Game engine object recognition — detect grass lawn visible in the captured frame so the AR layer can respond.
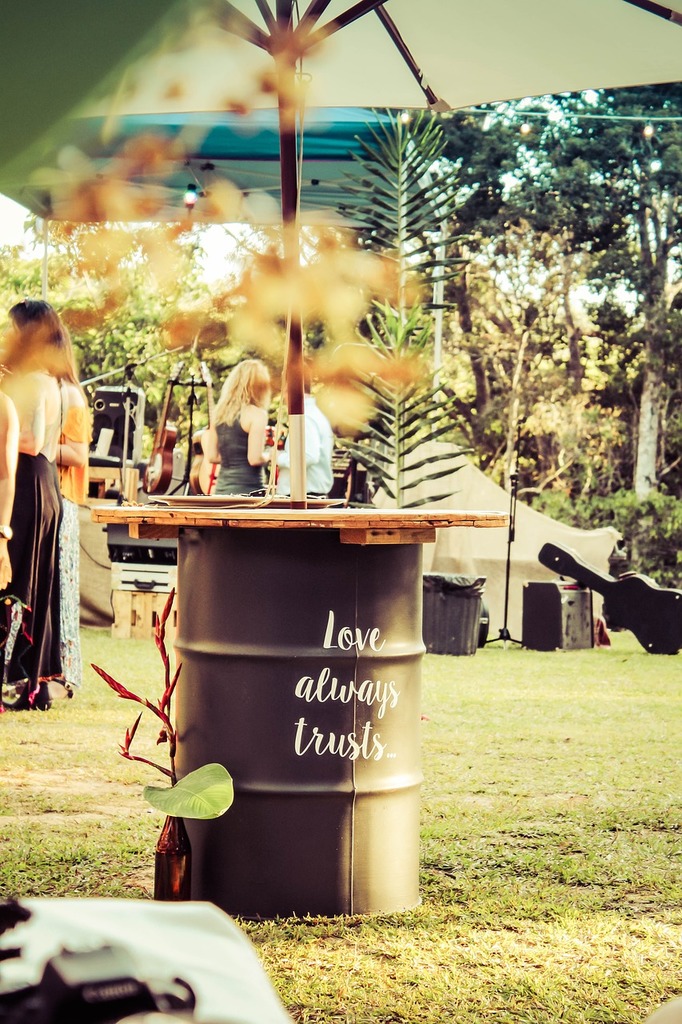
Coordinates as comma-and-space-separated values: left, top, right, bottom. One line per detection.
0, 628, 680, 1023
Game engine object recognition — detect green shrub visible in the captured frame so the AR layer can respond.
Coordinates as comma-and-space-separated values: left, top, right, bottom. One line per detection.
531, 489, 682, 587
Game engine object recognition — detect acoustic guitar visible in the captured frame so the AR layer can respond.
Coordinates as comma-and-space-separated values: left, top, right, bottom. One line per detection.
538, 542, 682, 655
143, 362, 184, 495
189, 361, 217, 495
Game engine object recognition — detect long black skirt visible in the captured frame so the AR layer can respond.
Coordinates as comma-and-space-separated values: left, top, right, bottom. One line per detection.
0, 453, 63, 710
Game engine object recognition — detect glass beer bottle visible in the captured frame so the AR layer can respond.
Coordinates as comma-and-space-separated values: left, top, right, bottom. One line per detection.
154, 814, 191, 901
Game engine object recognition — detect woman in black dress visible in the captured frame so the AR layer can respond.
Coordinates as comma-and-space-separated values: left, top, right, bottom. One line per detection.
201, 359, 271, 496
0, 299, 70, 711
0, 392, 19, 592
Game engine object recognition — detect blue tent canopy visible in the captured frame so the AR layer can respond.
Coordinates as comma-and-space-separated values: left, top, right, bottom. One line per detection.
0, 108, 388, 224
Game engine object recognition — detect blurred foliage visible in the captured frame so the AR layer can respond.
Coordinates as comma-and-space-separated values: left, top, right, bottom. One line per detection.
0, 222, 254, 454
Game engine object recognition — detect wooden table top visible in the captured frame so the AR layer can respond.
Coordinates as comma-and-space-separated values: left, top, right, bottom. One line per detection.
91, 499, 508, 546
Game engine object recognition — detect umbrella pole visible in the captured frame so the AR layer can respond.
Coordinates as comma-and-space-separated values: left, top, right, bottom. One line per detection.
277, 55, 306, 508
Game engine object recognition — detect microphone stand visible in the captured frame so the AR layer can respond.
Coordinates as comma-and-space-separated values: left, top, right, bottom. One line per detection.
117, 364, 136, 506
487, 469, 521, 649
81, 349, 168, 388
169, 371, 207, 496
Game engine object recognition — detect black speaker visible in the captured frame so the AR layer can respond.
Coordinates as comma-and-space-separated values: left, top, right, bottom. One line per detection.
90, 386, 145, 464
522, 581, 593, 651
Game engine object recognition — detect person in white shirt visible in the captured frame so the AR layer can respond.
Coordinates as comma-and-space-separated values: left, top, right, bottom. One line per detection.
276, 373, 334, 498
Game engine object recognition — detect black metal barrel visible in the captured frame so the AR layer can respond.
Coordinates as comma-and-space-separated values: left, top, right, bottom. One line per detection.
175, 525, 424, 918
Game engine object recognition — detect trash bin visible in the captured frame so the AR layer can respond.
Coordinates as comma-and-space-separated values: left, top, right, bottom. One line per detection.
422, 574, 486, 656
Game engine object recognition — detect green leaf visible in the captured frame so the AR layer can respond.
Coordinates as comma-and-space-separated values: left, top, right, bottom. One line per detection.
405, 490, 458, 509
143, 763, 234, 819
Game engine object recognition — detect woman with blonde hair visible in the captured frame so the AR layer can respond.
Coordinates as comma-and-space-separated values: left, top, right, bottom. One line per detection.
201, 358, 271, 496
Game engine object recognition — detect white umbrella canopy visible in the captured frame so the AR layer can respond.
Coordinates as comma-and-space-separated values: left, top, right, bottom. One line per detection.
2, 1, 681, 162
2, 0, 681, 503
87, 0, 682, 116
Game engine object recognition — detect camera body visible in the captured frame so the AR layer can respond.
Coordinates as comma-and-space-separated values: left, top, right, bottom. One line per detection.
0, 903, 195, 1024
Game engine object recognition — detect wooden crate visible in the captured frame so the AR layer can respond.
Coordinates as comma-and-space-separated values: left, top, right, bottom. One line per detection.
112, 589, 177, 643
89, 466, 139, 501
111, 562, 177, 593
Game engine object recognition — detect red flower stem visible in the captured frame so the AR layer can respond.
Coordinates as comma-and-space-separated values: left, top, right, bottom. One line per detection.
121, 751, 174, 780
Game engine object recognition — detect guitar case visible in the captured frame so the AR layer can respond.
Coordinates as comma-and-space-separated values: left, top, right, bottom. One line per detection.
538, 542, 682, 655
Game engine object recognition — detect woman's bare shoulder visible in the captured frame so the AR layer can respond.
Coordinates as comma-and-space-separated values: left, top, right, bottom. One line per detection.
61, 379, 86, 407
242, 403, 268, 426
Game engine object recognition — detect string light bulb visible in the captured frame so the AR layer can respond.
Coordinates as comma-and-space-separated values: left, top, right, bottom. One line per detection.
642, 123, 655, 139
519, 122, 532, 135
184, 183, 199, 209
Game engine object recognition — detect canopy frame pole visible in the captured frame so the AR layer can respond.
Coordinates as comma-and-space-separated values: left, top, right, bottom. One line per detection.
622, 0, 682, 26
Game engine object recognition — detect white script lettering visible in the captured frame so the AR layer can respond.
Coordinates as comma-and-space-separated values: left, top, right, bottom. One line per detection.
322, 609, 386, 653
294, 718, 387, 761
295, 666, 400, 719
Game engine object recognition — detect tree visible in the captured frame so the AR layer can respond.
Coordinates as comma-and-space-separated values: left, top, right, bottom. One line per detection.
440, 113, 605, 491
509, 86, 682, 497
440, 87, 682, 500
